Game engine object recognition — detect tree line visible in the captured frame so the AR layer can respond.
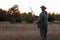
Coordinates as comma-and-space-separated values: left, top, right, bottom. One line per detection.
0, 5, 35, 23
0, 4, 60, 23
48, 12, 60, 22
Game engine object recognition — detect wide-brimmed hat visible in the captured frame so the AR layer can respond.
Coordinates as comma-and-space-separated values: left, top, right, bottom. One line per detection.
40, 6, 47, 9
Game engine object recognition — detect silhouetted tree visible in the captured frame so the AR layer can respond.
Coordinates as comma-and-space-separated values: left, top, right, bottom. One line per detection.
0, 9, 7, 21
25, 12, 34, 23
8, 4, 22, 23
21, 13, 27, 22
55, 13, 60, 21
48, 12, 55, 22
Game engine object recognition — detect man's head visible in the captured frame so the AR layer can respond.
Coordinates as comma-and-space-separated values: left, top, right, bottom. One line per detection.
40, 6, 47, 11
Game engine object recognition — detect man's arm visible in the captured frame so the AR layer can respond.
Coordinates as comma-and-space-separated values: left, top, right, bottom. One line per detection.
36, 13, 42, 24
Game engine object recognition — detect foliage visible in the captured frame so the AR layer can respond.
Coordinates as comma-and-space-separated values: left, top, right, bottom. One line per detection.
48, 12, 60, 23
55, 13, 60, 21
0, 9, 7, 21
25, 12, 34, 23
9, 17, 16, 23
0, 5, 60, 23
48, 12, 55, 22
21, 12, 35, 23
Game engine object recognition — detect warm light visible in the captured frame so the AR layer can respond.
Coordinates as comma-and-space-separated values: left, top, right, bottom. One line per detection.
0, 0, 60, 16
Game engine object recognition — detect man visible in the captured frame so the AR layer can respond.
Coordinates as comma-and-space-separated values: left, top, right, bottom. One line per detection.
37, 6, 48, 40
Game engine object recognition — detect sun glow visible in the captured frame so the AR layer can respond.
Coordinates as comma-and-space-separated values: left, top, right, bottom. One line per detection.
0, 0, 60, 16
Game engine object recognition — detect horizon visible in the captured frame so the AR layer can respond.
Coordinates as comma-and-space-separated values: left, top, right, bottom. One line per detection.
0, 0, 60, 16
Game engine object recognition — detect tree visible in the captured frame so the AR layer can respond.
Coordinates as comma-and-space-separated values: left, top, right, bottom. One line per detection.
0, 9, 7, 21
55, 13, 60, 21
21, 13, 27, 21
8, 4, 22, 23
25, 12, 34, 23
48, 12, 55, 22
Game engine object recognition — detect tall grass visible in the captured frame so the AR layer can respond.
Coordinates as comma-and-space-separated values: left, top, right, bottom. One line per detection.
0, 22, 60, 40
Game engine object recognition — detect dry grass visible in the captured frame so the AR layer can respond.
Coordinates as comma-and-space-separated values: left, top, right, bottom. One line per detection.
0, 22, 60, 40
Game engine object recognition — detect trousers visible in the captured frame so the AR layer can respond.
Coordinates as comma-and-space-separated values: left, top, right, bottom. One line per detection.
40, 27, 47, 40
39, 26, 47, 40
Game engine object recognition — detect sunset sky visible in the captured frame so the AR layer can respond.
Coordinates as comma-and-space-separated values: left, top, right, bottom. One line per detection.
0, 0, 60, 16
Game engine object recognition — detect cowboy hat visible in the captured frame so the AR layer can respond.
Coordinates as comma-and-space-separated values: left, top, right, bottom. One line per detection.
40, 6, 47, 9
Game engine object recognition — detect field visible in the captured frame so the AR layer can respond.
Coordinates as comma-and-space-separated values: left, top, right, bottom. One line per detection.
0, 22, 60, 40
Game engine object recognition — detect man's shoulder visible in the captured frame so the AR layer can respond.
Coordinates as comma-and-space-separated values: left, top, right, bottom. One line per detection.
44, 11, 48, 15
44, 11, 47, 13
39, 11, 47, 16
